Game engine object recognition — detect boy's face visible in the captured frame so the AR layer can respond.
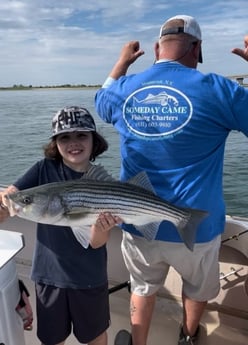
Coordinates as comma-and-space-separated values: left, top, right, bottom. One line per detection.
56, 131, 93, 171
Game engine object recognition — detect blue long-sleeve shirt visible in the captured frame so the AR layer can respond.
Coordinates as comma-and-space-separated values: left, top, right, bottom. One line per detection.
95, 61, 248, 243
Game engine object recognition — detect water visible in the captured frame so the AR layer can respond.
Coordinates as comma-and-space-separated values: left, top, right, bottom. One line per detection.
0, 88, 121, 180
0, 89, 247, 217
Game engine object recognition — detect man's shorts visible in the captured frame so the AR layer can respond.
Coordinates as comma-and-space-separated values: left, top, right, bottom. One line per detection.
36, 282, 110, 345
121, 232, 221, 301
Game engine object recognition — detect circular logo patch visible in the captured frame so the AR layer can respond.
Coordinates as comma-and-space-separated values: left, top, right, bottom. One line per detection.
123, 85, 192, 139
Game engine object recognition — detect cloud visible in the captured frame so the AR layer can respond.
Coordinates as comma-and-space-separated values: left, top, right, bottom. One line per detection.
0, 0, 247, 86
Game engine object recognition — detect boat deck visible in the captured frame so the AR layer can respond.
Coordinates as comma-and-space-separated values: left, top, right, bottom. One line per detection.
18, 261, 248, 345
1, 213, 248, 344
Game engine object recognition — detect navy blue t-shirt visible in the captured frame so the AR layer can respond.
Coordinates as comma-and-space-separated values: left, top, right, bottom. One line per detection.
14, 158, 108, 289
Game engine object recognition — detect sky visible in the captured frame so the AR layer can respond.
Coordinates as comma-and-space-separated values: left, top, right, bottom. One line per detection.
0, 0, 247, 87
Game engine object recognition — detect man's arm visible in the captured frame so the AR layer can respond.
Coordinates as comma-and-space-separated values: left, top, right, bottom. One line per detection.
108, 41, 145, 80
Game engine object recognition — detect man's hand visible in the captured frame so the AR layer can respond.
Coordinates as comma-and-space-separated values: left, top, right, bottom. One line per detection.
118, 41, 145, 66
109, 41, 145, 79
232, 35, 248, 61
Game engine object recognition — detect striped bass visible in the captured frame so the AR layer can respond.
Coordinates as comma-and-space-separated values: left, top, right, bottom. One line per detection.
5, 165, 208, 251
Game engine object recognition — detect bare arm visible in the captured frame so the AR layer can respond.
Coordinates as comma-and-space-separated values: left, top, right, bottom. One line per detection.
231, 35, 248, 61
90, 212, 123, 248
109, 41, 145, 79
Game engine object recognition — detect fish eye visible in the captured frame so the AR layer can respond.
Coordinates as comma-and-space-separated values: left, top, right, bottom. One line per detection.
22, 196, 32, 205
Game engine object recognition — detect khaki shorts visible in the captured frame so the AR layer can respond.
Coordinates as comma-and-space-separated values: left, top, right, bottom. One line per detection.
121, 232, 221, 301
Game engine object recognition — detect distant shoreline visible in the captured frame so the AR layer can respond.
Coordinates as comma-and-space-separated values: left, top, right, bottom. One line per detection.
0, 85, 101, 91
1, 82, 247, 91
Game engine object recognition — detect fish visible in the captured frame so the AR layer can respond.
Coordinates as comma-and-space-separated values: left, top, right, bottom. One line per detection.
133, 91, 178, 106
5, 165, 208, 251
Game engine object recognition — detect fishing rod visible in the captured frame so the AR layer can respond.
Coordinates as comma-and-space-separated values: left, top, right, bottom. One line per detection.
221, 229, 248, 244
108, 281, 131, 294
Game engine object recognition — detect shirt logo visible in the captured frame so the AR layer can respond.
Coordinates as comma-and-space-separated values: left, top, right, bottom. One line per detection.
123, 85, 192, 139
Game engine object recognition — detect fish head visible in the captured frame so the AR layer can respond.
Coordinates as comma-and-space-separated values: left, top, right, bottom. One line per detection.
5, 189, 64, 223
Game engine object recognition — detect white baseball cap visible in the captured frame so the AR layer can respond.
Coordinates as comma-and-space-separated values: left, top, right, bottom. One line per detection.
159, 15, 203, 63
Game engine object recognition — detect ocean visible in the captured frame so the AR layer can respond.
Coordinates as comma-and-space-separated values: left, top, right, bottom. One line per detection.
0, 88, 247, 217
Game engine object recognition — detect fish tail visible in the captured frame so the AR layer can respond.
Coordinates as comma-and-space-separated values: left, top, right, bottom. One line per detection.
177, 209, 208, 251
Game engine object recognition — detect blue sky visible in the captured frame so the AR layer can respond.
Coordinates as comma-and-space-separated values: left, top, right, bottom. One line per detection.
0, 0, 247, 86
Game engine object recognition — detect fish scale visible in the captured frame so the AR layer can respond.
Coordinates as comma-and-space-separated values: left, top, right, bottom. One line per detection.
60, 180, 190, 225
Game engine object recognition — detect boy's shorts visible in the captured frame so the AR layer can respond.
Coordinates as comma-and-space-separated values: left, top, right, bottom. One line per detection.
121, 232, 221, 301
36, 282, 110, 345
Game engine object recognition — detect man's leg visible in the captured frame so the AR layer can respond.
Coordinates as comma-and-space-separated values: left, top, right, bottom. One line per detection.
181, 293, 207, 337
177, 237, 221, 342
130, 292, 156, 345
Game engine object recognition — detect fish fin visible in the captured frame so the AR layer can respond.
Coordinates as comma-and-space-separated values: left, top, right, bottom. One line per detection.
177, 209, 208, 251
127, 172, 156, 194
71, 226, 91, 249
135, 222, 161, 240
84, 166, 155, 196
83, 164, 116, 181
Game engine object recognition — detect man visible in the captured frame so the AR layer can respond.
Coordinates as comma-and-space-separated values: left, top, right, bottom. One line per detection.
95, 15, 248, 345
